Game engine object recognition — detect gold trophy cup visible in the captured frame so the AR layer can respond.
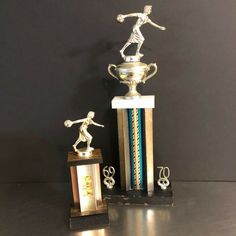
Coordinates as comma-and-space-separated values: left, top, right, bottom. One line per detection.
108, 61, 157, 99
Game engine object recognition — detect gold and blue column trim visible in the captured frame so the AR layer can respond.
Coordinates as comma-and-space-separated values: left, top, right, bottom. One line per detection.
128, 108, 143, 190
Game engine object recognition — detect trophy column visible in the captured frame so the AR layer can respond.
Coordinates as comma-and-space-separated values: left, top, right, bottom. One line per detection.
67, 149, 109, 230
112, 95, 155, 195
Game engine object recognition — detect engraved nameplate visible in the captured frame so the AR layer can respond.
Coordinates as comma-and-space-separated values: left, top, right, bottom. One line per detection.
77, 165, 97, 212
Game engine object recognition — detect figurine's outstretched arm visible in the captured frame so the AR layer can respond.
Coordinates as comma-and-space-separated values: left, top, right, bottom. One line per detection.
64, 118, 85, 128
91, 120, 104, 128
122, 13, 141, 18
72, 118, 86, 125
117, 13, 141, 22
148, 19, 166, 30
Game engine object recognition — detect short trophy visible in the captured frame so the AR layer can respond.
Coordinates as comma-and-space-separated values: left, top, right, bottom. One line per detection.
64, 111, 109, 230
105, 5, 173, 205
108, 5, 165, 99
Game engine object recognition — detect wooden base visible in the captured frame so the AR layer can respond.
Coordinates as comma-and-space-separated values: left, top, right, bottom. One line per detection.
103, 184, 173, 206
69, 201, 109, 230
67, 149, 103, 166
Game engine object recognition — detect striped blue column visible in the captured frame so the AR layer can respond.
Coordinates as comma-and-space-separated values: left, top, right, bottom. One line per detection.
128, 108, 144, 190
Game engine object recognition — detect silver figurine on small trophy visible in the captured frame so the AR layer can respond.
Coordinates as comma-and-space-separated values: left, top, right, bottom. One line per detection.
108, 5, 166, 99
64, 111, 104, 157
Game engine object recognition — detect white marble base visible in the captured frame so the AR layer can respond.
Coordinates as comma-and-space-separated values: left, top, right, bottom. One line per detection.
111, 95, 155, 109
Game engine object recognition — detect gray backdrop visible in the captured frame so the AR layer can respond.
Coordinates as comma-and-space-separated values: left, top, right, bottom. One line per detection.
1, 0, 236, 183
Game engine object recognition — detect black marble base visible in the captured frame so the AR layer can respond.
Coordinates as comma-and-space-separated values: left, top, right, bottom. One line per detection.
103, 183, 173, 206
69, 204, 109, 230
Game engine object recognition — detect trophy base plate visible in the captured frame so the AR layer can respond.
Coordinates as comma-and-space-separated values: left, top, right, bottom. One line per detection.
125, 55, 142, 62
103, 183, 173, 206
77, 147, 94, 157
69, 201, 109, 230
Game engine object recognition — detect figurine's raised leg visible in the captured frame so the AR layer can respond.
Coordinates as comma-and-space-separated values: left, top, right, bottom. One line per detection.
120, 42, 131, 59
84, 130, 94, 151
73, 138, 81, 153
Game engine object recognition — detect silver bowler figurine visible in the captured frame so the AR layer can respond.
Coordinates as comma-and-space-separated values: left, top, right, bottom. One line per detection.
108, 5, 166, 99
64, 111, 104, 157
117, 5, 166, 60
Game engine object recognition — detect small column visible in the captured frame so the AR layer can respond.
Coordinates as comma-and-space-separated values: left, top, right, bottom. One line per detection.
116, 109, 131, 191
112, 95, 155, 193
67, 149, 109, 230
145, 108, 154, 194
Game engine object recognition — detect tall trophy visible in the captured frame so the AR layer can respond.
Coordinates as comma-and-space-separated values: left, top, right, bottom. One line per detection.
64, 111, 109, 230
106, 5, 173, 205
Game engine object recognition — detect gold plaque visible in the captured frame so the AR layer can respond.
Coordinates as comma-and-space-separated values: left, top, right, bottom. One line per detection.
77, 165, 97, 212
82, 176, 93, 196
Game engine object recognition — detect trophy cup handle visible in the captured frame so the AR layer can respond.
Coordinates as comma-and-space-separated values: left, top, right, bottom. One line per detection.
144, 63, 158, 83
108, 64, 119, 80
